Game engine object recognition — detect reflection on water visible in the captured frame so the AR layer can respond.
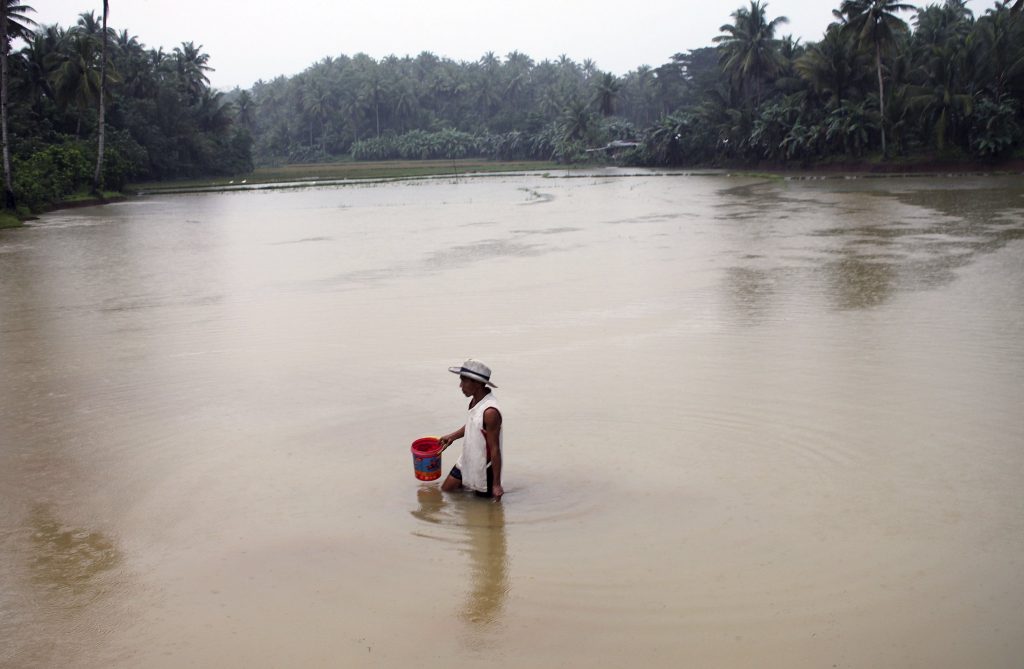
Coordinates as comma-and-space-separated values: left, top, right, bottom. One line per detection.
28, 505, 120, 603
411, 488, 509, 632
723, 266, 777, 322
718, 178, 1024, 315
0, 505, 123, 668
824, 254, 899, 310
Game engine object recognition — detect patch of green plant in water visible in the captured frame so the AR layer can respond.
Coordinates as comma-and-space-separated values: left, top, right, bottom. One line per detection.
729, 171, 786, 181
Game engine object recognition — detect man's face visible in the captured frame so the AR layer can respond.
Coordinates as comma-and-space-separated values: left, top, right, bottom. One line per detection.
459, 376, 478, 396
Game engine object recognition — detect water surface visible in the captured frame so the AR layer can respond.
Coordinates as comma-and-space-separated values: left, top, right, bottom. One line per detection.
2, 172, 1023, 667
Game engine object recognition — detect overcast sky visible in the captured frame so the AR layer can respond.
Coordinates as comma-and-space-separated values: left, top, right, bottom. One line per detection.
30, 0, 1003, 91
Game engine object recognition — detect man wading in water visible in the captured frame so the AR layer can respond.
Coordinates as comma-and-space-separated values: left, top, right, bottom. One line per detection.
438, 360, 504, 501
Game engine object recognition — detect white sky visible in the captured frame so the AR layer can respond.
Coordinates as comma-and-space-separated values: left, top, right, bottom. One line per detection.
29, 0, 1003, 91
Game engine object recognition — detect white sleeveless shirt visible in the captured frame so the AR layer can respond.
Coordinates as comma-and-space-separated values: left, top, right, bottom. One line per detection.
456, 392, 502, 493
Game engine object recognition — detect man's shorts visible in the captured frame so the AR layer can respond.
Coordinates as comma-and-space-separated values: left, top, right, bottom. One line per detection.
448, 465, 494, 498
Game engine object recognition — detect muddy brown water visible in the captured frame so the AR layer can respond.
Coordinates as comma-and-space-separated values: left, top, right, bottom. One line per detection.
1, 171, 1023, 668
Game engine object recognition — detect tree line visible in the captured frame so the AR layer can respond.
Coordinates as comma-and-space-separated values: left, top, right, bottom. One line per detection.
0, 1, 252, 214
2, 0, 1023, 216
248, 0, 1024, 167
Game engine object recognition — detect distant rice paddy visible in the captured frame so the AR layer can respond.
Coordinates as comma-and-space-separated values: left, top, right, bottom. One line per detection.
128, 159, 565, 193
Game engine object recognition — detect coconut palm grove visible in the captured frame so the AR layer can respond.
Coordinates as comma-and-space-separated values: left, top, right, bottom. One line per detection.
2, 0, 1024, 214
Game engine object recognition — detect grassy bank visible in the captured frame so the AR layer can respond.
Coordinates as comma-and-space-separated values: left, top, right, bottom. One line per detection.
54, 191, 127, 207
0, 211, 22, 229
1, 190, 129, 227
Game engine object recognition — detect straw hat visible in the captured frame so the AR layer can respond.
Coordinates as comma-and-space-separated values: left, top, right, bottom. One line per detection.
448, 359, 497, 388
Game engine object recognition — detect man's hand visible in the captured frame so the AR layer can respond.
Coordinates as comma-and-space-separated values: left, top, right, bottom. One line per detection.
437, 427, 464, 451
492, 483, 504, 501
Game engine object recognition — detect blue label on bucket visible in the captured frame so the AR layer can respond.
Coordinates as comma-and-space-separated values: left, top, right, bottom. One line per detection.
414, 455, 441, 473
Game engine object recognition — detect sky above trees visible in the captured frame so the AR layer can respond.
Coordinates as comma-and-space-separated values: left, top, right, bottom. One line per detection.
30, 0, 1004, 91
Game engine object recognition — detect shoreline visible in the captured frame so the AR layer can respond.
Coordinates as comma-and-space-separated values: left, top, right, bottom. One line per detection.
2, 193, 130, 227
126, 159, 565, 195
10, 157, 1022, 220
732, 156, 1024, 177
130, 162, 1024, 196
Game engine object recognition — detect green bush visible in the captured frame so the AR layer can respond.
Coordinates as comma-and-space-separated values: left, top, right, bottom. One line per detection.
9, 133, 150, 209
101, 129, 149, 190
970, 98, 1022, 158
12, 141, 92, 210
351, 129, 481, 161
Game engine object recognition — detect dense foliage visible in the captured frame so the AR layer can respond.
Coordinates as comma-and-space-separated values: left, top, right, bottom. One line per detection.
3, 0, 1023, 215
2, 6, 252, 211
246, 0, 1024, 167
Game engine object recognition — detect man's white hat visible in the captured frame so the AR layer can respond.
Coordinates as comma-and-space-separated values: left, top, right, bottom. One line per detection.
448, 359, 497, 388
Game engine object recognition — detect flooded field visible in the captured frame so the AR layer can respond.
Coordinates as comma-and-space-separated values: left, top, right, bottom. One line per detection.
1, 171, 1023, 668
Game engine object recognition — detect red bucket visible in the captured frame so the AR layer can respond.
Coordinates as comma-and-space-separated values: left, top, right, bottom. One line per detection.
411, 437, 443, 481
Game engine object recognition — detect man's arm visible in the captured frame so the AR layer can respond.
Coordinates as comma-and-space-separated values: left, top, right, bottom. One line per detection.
438, 426, 465, 450
483, 407, 503, 500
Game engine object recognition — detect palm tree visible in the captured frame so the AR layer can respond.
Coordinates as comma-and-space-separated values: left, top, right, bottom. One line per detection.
196, 89, 233, 132
581, 58, 597, 80
391, 75, 418, 131
912, 0, 972, 50
906, 40, 974, 150
48, 28, 102, 135
796, 23, 869, 109
560, 98, 592, 143
903, 1, 977, 151
630, 65, 657, 125
18, 27, 59, 106
479, 51, 499, 72
972, 1, 1024, 101
112, 30, 150, 98
354, 59, 388, 138
75, 9, 102, 37
234, 89, 255, 129
173, 41, 212, 102
593, 72, 620, 116
839, 0, 914, 157
93, 0, 109, 195
714, 1, 789, 108
503, 50, 534, 112
473, 52, 502, 120
301, 79, 334, 155
653, 61, 687, 116
1, 0, 36, 208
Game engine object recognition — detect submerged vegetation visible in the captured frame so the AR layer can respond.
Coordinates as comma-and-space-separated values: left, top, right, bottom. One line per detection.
2, 0, 1023, 218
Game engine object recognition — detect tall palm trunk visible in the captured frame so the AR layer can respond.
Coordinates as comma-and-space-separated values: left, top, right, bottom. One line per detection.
1, 3, 15, 209
875, 42, 887, 158
92, 0, 109, 195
